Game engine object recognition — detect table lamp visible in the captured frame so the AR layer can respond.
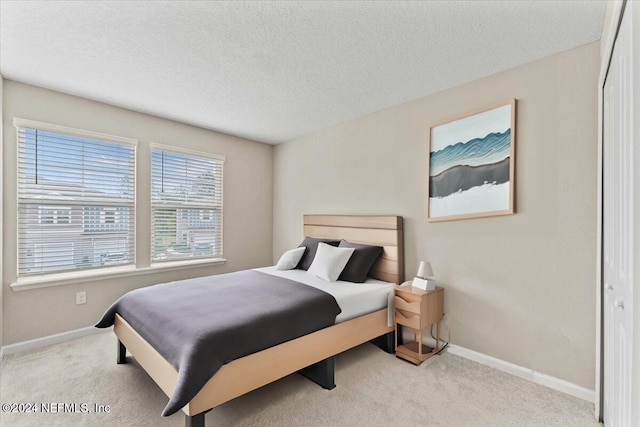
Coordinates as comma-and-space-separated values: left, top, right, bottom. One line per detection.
412, 261, 436, 291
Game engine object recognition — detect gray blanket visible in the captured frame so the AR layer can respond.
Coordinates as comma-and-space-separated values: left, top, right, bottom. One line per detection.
95, 270, 341, 416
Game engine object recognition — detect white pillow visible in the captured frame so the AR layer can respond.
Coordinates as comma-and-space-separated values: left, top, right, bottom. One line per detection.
276, 247, 306, 270
308, 242, 355, 282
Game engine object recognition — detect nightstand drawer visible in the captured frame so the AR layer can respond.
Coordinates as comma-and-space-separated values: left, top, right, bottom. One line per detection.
394, 308, 421, 329
393, 295, 421, 314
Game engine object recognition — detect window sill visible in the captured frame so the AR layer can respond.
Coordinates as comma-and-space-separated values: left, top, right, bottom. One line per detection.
10, 258, 227, 291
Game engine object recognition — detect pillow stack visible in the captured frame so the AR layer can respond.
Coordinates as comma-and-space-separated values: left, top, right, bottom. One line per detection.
275, 236, 383, 283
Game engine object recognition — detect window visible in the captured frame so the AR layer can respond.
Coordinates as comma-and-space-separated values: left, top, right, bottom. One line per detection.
151, 145, 224, 262
16, 119, 136, 276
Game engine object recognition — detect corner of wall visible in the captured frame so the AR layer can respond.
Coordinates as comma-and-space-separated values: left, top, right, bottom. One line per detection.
600, 1, 624, 59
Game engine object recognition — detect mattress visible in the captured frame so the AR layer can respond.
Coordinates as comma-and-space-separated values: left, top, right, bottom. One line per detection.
254, 266, 395, 325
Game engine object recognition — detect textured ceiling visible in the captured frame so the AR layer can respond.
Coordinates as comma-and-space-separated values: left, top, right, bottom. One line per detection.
0, 1, 606, 144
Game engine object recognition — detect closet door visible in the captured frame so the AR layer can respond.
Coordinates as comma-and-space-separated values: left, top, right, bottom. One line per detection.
602, 3, 634, 426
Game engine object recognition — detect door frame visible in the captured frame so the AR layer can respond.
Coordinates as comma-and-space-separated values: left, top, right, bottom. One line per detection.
596, 0, 633, 422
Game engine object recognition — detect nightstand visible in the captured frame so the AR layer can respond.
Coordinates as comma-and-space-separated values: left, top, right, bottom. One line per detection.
394, 283, 444, 365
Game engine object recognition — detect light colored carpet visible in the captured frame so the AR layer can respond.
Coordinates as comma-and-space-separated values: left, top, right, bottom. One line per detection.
1, 331, 601, 427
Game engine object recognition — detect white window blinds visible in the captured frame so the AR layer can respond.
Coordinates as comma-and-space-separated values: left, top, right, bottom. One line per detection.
16, 120, 136, 276
151, 145, 224, 262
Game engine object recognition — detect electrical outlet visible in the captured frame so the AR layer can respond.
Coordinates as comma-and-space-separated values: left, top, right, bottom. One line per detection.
76, 291, 87, 305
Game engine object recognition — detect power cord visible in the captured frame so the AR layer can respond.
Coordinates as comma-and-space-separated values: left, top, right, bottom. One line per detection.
430, 314, 450, 356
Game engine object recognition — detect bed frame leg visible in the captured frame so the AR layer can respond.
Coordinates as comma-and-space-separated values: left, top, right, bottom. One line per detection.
370, 331, 396, 354
299, 356, 335, 389
117, 340, 127, 364
185, 412, 205, 427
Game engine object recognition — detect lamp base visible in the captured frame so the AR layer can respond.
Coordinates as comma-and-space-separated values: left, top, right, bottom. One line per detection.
412, 277, 436, 291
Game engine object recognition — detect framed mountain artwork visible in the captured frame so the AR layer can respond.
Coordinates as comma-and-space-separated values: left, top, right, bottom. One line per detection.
427, 99, 516, 222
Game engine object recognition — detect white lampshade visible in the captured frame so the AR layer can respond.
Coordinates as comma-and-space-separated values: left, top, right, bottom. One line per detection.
416, 261, 434, 279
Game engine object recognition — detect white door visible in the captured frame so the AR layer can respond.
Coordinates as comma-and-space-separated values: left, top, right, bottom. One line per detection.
602, 3, 635, 426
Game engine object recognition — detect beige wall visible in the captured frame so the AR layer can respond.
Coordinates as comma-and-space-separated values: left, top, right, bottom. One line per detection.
274, 42, 600, 389
1, 80, 273, 345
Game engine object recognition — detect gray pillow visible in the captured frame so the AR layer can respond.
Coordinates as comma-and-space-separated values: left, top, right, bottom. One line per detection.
296, 237, 340, 270
338, 240, 383, 283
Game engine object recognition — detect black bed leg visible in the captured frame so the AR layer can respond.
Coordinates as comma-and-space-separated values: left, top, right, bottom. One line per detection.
299, 356, 335, 389
185, 412, 205, 427
370, 331, 396, 354
117, 340, 127, 364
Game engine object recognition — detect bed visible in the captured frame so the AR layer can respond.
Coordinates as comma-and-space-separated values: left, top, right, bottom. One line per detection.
100, 214, 404, 427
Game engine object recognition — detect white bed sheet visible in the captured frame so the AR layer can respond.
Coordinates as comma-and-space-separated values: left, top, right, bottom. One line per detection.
254, 266, 395, 326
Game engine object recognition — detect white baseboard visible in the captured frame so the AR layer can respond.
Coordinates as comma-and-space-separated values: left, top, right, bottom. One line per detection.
447, 344, 595, 403
0, 325, 112, 359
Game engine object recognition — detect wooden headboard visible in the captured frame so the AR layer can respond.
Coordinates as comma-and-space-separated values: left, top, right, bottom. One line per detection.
303, 214, 405, 284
